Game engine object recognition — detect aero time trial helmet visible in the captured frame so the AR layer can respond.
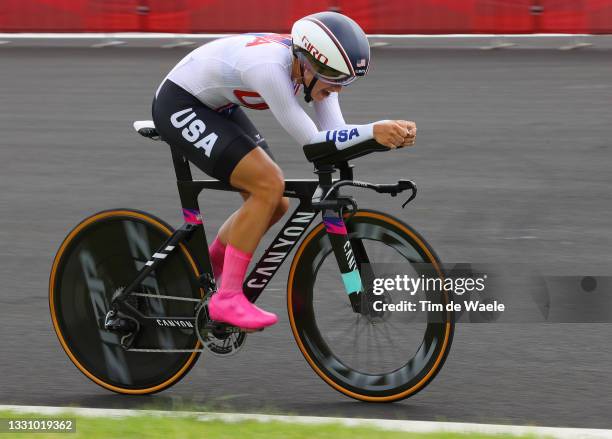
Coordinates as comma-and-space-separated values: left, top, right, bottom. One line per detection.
291, 12, 370, 100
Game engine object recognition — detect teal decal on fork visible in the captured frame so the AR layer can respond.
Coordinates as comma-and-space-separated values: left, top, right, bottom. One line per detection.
341, 269, 363, 294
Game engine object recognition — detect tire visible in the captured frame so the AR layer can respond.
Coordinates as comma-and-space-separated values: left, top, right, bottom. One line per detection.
49, 209, 203, 394
287, 209, 454, 402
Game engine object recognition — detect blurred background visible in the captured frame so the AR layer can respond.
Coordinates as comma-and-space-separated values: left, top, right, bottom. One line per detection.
1, 0, 611, 431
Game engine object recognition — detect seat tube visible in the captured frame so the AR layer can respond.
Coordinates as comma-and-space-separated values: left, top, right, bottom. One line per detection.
322, 209, 363, 296
170, 146, 212, 277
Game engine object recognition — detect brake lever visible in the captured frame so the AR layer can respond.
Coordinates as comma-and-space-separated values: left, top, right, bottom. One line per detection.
400, 180, 417, 208
402, 186, 417, 208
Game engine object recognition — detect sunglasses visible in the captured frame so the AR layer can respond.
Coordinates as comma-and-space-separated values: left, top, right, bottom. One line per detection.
297, 52, 357, 86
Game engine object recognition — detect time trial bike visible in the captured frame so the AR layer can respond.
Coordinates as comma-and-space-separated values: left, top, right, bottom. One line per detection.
49, 120, 454, 402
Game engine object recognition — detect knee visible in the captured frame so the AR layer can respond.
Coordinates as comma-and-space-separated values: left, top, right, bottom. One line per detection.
252, 167, 285, 202
272, 197, 290, 222
277, 196, 290, 215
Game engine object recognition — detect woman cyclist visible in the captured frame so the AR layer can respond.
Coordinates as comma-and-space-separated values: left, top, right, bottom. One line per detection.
152, 11, 417, 330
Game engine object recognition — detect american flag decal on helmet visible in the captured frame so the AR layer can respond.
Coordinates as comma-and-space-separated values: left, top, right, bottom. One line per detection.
356, 58, 366, 67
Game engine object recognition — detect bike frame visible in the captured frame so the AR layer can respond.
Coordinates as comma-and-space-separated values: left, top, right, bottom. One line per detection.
112, 145, 370, 311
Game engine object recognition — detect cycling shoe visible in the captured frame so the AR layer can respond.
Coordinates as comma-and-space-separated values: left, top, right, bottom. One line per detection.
208, 290, 278, 330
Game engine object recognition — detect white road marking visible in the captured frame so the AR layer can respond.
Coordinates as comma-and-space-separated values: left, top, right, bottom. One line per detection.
91, 40, 126, 48
559, 42, 593, 50
502, 235, 538, 240
161, 41, 196, 49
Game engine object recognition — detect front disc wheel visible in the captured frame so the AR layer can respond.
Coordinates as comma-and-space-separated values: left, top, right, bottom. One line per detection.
288, 209, 454, 402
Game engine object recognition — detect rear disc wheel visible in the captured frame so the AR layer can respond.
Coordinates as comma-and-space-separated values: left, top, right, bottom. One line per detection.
49, 209, 203, 394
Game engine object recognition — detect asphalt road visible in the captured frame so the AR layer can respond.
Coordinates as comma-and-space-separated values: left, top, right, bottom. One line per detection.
1, 47, 611, 429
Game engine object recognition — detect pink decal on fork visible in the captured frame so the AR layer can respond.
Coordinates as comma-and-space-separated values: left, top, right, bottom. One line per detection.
323, 217, 347, 235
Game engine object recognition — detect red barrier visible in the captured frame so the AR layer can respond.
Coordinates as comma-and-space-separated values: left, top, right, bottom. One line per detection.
145, 1, 332, 33
0, 0, 87, 32
538, 0, 612, 33
85, 0, 140, 32
0, 0, 610, 34
588, 0, 612, 32
338, 0, 534, 34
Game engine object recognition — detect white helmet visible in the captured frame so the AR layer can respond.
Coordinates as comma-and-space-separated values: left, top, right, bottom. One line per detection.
292, 12, 370, 101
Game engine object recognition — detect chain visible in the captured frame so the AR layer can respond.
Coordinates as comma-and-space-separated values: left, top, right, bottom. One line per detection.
130, 292, 202, 303
127, 348, 204, 353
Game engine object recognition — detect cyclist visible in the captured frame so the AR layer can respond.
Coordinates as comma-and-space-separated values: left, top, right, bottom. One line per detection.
152, 11, 417, 330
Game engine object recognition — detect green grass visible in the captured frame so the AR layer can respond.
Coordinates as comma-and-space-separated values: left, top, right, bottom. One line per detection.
0, 411, 542, 439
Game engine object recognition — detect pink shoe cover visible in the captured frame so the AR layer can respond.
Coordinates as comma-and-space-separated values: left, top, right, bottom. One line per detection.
208, 237, 226, 280
208, 290, 278, 330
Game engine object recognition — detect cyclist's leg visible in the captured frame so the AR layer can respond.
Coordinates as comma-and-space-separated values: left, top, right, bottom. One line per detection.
214, 108, 289, 246
226, 148, 285, 252
209, 112, 286, 329
205, 148, 280, 329
152, 81, 272, 265
215, 193, 289, 250
210, 107, 289, 276
152, 81, 278, 329
209, 192, 287, 280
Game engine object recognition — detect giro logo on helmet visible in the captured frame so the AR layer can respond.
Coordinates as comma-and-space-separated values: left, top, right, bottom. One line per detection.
301, 35, 329, 64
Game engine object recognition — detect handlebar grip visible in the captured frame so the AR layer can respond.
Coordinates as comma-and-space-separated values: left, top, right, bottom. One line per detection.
375, 184, 398, 193
375, 180, 415, 194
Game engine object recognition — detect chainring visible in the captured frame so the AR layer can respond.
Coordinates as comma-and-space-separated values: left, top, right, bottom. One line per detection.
195, 302, 247, 356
